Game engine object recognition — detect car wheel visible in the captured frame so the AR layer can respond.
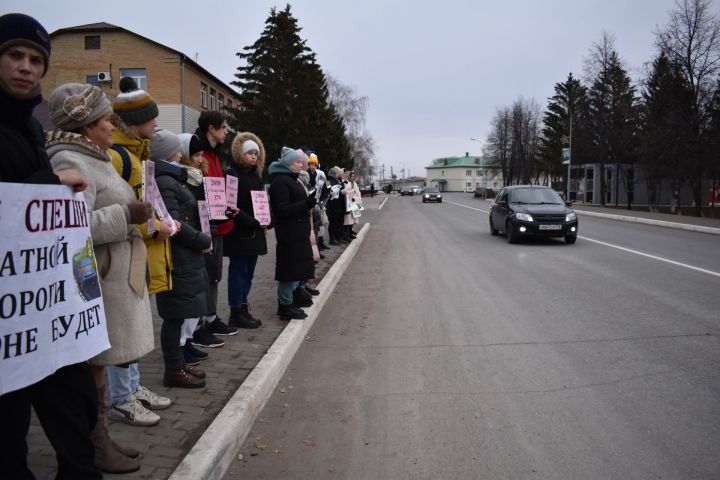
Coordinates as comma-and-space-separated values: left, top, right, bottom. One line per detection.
565, 234, 577, 244
490, 217, 499, 236
422, 199, 426, 203
438, 199, 442, 203
506, 222, 519, 244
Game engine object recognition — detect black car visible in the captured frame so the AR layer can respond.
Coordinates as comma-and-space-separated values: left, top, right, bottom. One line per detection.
400, 187, 414, 196
473, 186, 496, 198
489, 185, 578, 244
422, 187, 442, 203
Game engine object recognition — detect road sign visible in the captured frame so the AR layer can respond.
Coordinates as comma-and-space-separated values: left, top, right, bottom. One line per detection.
561, 147, 570, 165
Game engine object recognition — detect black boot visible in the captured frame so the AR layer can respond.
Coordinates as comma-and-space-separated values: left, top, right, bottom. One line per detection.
240, 304, 262, 326
318, 236, 330, 250
329, 234, 341, 246
304, 285, 320, 296
277, 303, 308, 320
228, 306, 260, 329
293, 287, 313, 307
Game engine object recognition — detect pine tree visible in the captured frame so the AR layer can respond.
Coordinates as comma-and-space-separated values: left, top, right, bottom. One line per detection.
587, 48, 638, 206
637, 52, 693, 210
538, 73, 590, 196
228, 5, 351, 175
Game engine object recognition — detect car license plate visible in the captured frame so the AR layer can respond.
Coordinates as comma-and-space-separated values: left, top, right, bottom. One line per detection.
539, 224, 562, 230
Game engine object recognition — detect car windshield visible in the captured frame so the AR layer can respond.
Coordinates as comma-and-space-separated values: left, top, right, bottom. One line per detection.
425, 188, 438, 193
509, 188, 562, 205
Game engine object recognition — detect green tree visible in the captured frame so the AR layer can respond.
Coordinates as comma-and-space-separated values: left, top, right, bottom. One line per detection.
637, 52, 693, 211
228, 5, 351, 176
538, 73, 590, 196
586, 34, 638, 206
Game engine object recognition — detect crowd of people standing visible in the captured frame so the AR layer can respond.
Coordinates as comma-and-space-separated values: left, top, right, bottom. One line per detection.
0, 13, 364, 479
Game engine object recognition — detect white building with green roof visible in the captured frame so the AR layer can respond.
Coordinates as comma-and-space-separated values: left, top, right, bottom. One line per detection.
425, 154, 502, 192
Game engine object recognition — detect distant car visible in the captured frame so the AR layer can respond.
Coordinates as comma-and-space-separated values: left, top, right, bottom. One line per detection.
489, 185, 578, 244
411, 186, 420, 195
400, 187, 414, 196
473, 186, 496, 199
422, 187, 442, 203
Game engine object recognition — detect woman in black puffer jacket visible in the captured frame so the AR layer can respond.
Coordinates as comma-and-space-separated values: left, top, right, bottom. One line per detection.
223, 132, 268, 329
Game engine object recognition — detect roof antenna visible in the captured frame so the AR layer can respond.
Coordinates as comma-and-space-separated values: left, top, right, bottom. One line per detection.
194, 52, 199, 62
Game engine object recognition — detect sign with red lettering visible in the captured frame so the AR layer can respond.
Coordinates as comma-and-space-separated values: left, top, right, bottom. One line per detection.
251, 191, 271, 226
197, 200, 211, 235
0, 184, 110, 395
203, 177, 228, 220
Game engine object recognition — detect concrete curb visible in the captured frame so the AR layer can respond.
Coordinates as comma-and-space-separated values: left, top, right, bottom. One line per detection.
575, 209, 720, 236
168, 222, 371, 480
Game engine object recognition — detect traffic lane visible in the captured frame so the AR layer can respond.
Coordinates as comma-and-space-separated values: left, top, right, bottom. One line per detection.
441, 192, 720, 276
227, 194, 720, 480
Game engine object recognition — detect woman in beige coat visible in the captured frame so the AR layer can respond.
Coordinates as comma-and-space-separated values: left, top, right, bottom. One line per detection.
46, 83, 157, 474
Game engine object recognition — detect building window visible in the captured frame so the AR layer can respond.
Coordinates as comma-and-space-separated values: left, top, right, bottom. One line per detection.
85, 35, 100, 50
466, 170, 472, 176
119, 68, 146, 90
218, 94, 224, 111
210, 88, 216, 110
477, 169, 482, 176
86, 75, 100, 86
476, 182, 481, 188
200, 82, 208, 108
226, 100, 232, 110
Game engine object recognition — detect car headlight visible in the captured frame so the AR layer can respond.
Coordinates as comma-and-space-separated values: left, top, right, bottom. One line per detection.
437, 195, 442, 198
425, 194, 429, 198
515, 212, 533, 222
565, 212, 577, 222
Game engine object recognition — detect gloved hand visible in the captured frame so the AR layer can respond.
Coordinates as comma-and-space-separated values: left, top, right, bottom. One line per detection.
127, 201, 153, 224
306, 195, 317, 209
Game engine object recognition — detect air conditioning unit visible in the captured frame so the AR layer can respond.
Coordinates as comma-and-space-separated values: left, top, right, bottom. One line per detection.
97, 71, 111, 82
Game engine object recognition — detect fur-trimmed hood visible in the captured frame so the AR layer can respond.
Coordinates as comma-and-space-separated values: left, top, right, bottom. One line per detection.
45, 130, 110, 162
230, 131, 265, 175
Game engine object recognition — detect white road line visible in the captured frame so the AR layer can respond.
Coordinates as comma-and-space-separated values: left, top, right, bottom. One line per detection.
444, 200, 489, 213
579, 236, 720, 278
443, 200, 720, 279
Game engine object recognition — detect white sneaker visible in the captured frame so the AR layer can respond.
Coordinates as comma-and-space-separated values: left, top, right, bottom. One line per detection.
134, 385, 172, 410
108, 396, 160, 426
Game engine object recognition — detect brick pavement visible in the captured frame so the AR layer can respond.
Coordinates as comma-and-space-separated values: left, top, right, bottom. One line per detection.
25, 212, 365, 480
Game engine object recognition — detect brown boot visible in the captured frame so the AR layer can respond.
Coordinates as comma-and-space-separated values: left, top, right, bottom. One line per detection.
164, 368, 205, 388
183, 364, 206, 379
89, 422, 141, 473
90, 364, 141, 460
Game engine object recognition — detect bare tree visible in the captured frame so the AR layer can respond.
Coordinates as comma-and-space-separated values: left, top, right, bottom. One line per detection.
656, 0, 720, 215
485, 106, 512, 185
326, 74, 377, 184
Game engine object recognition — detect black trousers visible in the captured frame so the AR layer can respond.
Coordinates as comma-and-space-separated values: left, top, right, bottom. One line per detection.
161, 317, 185, 373
0, 362, 101, 480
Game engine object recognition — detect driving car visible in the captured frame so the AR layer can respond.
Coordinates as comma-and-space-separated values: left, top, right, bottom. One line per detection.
400, 187, 414, 196
489, 185, 578, 244
422, 187, 442, 203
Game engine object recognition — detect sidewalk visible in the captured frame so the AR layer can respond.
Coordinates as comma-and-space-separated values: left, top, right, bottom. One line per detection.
572, 203, 720, 235
27, 195, 383, 480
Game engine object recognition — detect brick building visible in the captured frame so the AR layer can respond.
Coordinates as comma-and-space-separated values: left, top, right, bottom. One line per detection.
40, 22, 239, 133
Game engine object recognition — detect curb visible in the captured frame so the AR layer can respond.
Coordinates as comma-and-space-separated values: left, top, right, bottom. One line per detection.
168, 222, 371, 480
575, 209, 720, 236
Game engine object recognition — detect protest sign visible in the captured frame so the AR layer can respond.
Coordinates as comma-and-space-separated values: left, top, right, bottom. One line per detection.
197, 200, 211, 235
203, 177, 228, 220
142, 160, 156, 233
0, 184, 110, 395
251, 191, 271, 226
226, 175, 238, 208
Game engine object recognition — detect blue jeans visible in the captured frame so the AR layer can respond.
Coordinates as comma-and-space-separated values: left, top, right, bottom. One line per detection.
227, 255, 259, 307
107, 363, 140, 405
277, 282, 294, 305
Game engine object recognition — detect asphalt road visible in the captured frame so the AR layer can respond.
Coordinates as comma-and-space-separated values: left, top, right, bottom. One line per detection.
225, 192, 720, 480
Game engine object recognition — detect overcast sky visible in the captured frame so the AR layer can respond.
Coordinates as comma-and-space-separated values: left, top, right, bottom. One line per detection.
6, 0, 717, 179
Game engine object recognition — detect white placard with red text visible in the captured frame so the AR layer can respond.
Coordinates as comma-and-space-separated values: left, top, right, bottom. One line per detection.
251, 191, 271, 226
0, 184, 110, 395
226, 175, 238, 208
203, 177, 228, 220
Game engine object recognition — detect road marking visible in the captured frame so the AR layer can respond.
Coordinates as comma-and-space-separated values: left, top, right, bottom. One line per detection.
443, 199, 720, 279
579, 236, 720, 278
444, 200, 489, 213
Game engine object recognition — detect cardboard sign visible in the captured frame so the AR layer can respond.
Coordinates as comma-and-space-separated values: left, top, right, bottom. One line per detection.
203, 177, 228, 220
0, 184, 110, 395
226, 175, 238, 208
251, 191, 271, 226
